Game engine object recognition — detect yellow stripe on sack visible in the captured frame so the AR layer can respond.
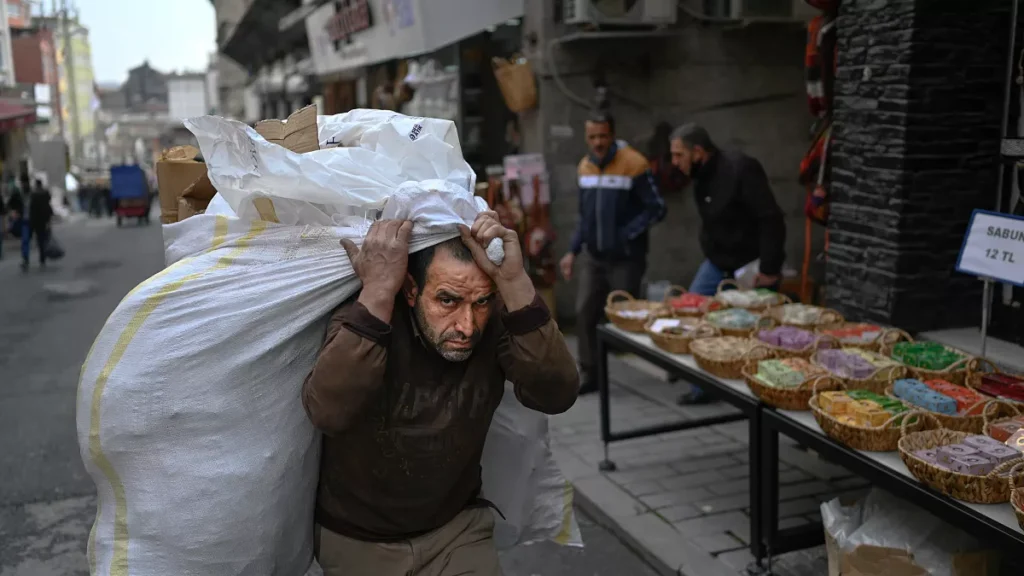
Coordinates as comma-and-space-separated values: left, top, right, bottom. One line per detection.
554, 480, 576, 545
87, 219, 266, 576
253, 198, 280, 223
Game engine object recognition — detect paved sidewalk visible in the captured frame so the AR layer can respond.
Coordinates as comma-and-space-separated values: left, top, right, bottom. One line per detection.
554, 337, 869, 575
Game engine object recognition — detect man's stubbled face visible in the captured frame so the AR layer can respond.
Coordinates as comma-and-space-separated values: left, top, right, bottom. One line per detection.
409, 247, 496, 362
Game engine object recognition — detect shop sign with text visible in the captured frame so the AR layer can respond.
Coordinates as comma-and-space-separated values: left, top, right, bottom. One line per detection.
326, 0, 373, 43
957, 209, 1024, 286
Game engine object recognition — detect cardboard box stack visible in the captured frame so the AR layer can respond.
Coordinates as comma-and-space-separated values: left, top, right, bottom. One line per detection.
156, 105, 319, 224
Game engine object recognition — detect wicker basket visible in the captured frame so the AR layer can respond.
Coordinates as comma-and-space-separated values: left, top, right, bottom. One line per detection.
810, 350, 908, 394
884, 388, 1012, 434
755, 331, 840, 360
1010, 462, 1024, 532
713, 279, 791, 312
690, 337, 775, 379
741, 360, 839, 411
764, 304, 845, 329
492, 56, 537, 113
965, 357, 1024, 402
705, 313, 777, 338
897, 412, 1024, 504
814, 325, 912, 353
645, 317, 720, 355
663, 285, 724, 318
604, 290, 668, 333
809, 388, 929, 452
981, 399, 1024, 440
881, 340, 974, 386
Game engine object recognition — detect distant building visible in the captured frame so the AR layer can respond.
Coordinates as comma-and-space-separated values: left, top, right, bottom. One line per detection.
6, 0, 32, 29
122, 61, 168, 112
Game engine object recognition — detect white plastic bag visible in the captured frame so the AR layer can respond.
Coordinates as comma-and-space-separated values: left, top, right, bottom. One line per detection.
79, 110, 578, 576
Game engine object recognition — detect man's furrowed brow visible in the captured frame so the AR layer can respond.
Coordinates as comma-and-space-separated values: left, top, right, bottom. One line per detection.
436, 290, 464, 301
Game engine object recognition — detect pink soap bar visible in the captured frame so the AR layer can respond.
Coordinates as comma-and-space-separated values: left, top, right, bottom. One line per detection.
950, 454, 995, 476
936, 444, 978, 465
913, 448, 942, 467
963, 435, 1003, 450
976, 444, 1021, 465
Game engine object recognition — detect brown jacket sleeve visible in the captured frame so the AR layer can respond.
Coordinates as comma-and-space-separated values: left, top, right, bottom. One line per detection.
497, 293, 580, 415
302, 296, 391, 436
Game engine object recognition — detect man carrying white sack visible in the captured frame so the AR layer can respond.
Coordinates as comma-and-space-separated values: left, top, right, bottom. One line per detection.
302, 210, 580, 576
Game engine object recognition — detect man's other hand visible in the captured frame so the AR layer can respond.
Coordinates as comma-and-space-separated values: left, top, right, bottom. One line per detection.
341, 219, 413, 299
460, 211, 535, 311
754, 272, 780, 289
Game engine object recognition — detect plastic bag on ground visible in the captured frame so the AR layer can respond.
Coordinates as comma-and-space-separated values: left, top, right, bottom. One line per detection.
78, 110, 579, 576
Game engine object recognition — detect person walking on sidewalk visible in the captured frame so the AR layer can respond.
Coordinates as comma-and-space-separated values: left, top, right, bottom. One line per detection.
302, 214, 579, 576
670, 123, 786, 404
559, 113, 667, 395
22, 179, 54, 272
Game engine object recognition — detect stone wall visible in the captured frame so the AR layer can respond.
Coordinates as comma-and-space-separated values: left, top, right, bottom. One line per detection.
826, 0, 1013, 332
522, 1, 816, 321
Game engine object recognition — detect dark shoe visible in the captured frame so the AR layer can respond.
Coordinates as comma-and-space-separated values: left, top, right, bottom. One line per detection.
20, 260, 28, 272
579, 381, 599, 395
677, 387, 714, 405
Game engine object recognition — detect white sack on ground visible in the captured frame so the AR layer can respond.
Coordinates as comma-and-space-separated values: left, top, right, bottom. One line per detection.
78, 110, 580, 576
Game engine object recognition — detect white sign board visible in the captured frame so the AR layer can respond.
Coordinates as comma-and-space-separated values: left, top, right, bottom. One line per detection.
956, 209, 1024, 286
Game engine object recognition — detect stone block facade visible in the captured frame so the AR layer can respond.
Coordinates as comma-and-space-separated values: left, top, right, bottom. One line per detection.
826, 0, 1015, 331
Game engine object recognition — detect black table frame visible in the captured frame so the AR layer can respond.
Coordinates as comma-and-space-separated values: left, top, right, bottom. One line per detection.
594, 324, 1024, 573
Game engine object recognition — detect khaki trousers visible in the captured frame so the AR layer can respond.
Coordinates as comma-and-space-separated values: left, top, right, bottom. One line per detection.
315, 508, 502, 576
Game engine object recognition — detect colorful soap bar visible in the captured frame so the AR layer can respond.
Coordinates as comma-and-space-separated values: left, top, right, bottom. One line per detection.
976, 444, 1021, 465
1005, 430, 1024, 453
891, 341, 966, 371
936, 444, 979, 465
924, 380, 986, 415
990, 420, 1024, 443
950, 455, 996, 476
707, 308, 760, 329
757, 326, 816, 350
820, 391, 852, 414
820, 323, 884, 344
913, 448, 942, 467
963, 435, 1003, 450
851, 401, 889, 427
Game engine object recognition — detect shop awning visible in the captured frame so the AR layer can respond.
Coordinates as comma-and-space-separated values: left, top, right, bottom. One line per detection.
306, 0, 524, 77
0, 100, 37, 132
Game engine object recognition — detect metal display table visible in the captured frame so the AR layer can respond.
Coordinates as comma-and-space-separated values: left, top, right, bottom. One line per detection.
594, 323, 1024, 571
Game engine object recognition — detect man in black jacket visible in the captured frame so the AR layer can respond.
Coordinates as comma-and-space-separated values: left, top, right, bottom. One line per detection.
22, 179, 53, 271
671, 123, 786, 403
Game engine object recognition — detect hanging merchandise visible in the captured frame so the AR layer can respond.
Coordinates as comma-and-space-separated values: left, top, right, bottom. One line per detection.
805, 15, 837, 119
493, 55, 538, 113
801, 124, 832, 225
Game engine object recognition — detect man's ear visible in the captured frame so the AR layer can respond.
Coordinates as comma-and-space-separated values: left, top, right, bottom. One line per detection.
403, 273, 418, 307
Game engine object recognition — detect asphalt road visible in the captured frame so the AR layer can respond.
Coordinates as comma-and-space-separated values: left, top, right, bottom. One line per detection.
0, 213, 657, 576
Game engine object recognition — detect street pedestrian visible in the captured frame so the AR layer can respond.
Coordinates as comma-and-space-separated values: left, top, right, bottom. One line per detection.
22, 179, 54, 272
559, 113, 667, 395
302, 214, 579, 576
670, 123, 786, 404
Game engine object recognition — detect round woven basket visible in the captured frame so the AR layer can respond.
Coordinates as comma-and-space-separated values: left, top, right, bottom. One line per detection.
897, 412, 1024, 504
705, 313, 777, 339
884, 389, 1012, 434
965, 357, 1024, 402
663, 285, 725, 318
755, 332, 840, 360
881, 340, 973, 386
809, 388, 929, 452
690, 337, 775, 380
764, 304, 845, 329
645, 317, 720, 355
810, 350, 908, 394
713, 279, 791, 312
604, 290, 668, 333
981, 400, 1024, 440
814, 325, 911, 353
1010, 462, 1024, 532
741, 360, 839, 411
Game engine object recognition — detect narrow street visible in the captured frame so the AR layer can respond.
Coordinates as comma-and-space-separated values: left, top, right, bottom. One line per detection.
0, 214, 658, 576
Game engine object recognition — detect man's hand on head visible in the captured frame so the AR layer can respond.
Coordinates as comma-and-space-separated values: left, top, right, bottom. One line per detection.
340, 219, 413, 322
459, 211, 536, 312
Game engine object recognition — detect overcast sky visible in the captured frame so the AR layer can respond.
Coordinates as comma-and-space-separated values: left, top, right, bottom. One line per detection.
69, 0, 216, 85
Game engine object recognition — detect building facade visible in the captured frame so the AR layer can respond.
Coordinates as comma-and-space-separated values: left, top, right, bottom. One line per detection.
168, 73, 209, 120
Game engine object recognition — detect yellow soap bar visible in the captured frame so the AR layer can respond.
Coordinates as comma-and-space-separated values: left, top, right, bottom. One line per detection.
851, 401, 888, 427
820, 392, 852, 415
836, 415, 858, 426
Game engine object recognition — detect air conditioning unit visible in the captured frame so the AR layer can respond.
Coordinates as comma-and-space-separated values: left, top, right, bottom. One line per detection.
563, 0, 678, 26
729, 0, 818, 21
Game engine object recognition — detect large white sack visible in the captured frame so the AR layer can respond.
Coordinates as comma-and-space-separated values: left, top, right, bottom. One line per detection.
79, 110, 579, 576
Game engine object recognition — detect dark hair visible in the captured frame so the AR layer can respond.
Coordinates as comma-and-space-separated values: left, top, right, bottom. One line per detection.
34, 179, 43, 188
408, 237, 475, 291
648, 121, 674, 161
670, 123, 717, 153
586, 112, 615, 134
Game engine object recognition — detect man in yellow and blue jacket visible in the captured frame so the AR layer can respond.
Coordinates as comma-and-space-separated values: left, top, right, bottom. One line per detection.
560, 113, 667, 394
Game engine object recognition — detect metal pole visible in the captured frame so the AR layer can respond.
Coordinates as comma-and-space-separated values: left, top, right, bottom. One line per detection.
981, 278, 993, 357
61, 0, 80, 163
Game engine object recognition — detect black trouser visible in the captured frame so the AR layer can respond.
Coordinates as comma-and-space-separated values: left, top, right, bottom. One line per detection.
575, 251, 646, 384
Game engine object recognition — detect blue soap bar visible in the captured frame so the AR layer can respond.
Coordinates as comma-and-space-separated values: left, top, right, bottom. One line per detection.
916, 392, 957, 415
894, 378, 929, 401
